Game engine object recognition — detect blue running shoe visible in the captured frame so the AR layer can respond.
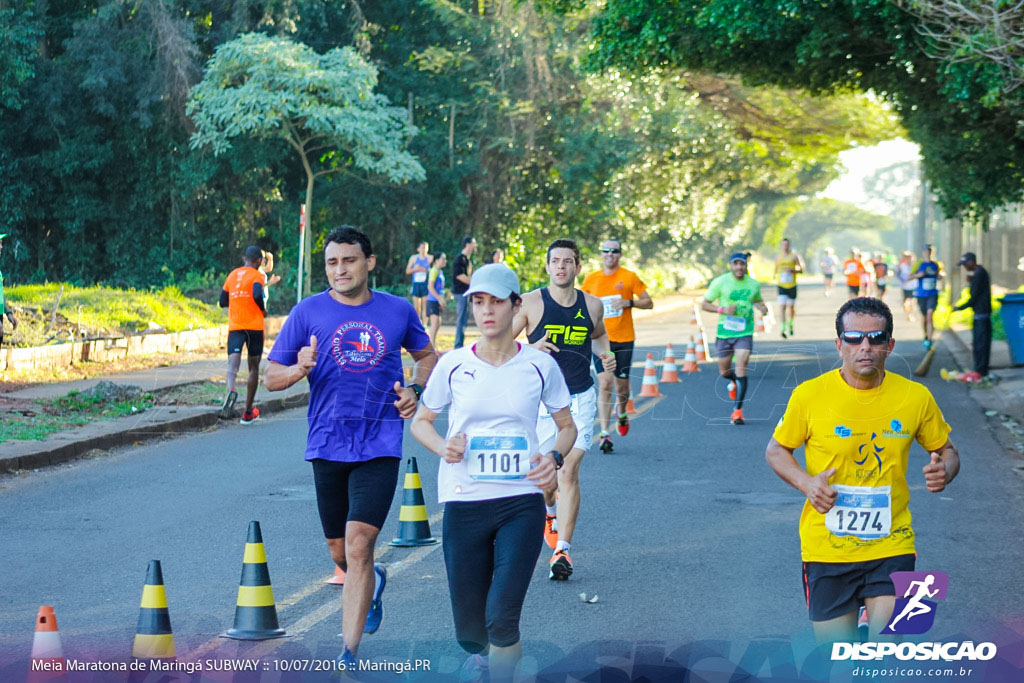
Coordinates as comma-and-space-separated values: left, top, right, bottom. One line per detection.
363, 564, 387, 633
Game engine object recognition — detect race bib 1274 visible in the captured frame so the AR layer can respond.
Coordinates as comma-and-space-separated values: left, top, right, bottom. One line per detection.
825, 485, 892, 540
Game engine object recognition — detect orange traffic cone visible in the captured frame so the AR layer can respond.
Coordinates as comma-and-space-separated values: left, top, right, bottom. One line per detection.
660, 344, 680, 383
29, 606, 64, 680
689, 303, 698, 325
695, 330, 708, 362
625, 393, 636, 413
325, 564, 346, 585
755, 311, 766, 334
681, 337, 699, 373
638, 353, 662, 397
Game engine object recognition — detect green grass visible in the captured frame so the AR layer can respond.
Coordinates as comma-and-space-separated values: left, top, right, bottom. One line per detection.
6, 283, 225, 346
0, 390, 155, 443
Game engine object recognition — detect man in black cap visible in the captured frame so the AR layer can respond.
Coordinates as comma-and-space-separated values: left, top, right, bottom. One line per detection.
952, 252, 992, 381
0, 233, 18, 348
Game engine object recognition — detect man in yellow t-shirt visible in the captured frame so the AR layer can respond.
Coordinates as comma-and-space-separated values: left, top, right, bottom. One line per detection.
765, 297, 960, 644
581, 238, 653, 453
774, 238, 804, 339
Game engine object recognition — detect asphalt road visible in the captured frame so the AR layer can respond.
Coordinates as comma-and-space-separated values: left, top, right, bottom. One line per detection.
1, 283, 1022, 682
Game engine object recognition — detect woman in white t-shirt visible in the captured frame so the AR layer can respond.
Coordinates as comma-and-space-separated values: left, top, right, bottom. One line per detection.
412, 263, 576, 682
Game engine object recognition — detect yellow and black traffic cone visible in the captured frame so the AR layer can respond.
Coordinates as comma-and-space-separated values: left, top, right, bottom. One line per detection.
221, 521, 288, 640
391, 457, 437, 546
132, 560, 175, 660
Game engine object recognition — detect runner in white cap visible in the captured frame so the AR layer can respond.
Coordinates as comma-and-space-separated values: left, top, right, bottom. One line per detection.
412, 263, 576, 682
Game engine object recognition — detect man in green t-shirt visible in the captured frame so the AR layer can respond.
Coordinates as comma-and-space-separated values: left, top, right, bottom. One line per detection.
701, 251, 768, 425
0, 233, 19, 348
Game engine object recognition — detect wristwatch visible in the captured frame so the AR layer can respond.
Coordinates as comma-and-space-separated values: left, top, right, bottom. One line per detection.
406, 383, 423, 400
548, 450, 564, 470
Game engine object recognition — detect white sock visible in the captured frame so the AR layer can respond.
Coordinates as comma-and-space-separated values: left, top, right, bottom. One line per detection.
373, 566, 382, 594
555, 540, 571, 553
545, 504, 557, 516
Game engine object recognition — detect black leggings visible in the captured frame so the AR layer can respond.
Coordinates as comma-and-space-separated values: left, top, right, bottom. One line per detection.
442, 494, 545, 652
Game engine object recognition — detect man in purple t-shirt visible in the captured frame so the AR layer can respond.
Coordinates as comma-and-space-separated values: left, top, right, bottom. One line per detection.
265, 226, 436, 666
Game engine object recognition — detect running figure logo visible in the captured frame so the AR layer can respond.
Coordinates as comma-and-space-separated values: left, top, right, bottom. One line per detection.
881, 571, 949, 635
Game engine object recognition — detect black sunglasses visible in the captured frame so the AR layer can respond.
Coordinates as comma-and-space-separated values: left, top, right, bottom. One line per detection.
601, 248, 621, 254
839, 330, 890, 345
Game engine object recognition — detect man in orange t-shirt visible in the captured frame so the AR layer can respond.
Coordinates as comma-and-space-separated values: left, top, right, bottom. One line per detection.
581, 238, 653, 453
842, 250, 867, 300
220, 245, 267, 423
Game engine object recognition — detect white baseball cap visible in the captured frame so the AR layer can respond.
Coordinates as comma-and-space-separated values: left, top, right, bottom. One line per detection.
466, 264, 521, 298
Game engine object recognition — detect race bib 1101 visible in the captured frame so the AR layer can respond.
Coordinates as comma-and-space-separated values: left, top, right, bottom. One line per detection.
466, 432, 532, 481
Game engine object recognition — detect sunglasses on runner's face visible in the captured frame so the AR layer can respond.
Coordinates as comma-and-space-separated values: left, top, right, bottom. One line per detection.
601, 248, 621, 254
839, 330, 890, 345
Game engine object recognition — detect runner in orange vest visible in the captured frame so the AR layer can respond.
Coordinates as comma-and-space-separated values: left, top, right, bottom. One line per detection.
219, 245, 267, 423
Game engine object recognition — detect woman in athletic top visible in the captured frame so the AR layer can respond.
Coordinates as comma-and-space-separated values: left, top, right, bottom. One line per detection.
412, 263, 576, 682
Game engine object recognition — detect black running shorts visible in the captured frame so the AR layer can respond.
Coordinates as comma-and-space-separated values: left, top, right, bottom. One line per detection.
593, 341, 633, 380
227, 329, 264, 358
311, 457, 401, 538
802, 553, 915, 621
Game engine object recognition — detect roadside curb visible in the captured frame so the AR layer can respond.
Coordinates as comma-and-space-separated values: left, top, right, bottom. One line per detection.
0, 386, 309, 474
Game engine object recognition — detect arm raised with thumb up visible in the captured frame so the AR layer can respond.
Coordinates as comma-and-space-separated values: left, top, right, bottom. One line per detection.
297, 335, 318, 374
265, 334, 319, 391
803, 468, 838, 514
923, 440, 960, 492
766, 437, 837, 514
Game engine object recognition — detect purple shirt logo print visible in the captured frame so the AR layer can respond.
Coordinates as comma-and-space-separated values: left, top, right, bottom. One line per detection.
331, 320, 387, 373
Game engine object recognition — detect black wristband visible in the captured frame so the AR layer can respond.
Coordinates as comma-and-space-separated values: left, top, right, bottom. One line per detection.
407, 383, 423, 400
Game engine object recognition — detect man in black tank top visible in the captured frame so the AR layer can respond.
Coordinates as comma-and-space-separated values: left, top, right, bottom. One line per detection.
512, 239, 615, 581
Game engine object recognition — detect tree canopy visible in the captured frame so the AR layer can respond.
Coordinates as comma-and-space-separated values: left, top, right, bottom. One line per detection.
584, 0, 1024, 217
0, 0, 899, 302
188, 33, 425, 295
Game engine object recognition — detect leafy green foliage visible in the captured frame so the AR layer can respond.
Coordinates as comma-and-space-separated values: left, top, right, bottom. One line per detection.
585, 0, 1024, 216
0, 0, 897, 300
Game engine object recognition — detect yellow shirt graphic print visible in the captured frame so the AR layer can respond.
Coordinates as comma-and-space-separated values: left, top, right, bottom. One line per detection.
773, 370, 951, 563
